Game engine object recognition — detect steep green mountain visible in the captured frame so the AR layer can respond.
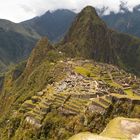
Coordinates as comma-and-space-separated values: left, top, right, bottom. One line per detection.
21, 9, 76, 42
61, 6, 117, 63
0, 6, 140, 140
60, 6, 140, 75
0, 19, 40, 72
0, 28, 36, 72
102, 5, 140, 38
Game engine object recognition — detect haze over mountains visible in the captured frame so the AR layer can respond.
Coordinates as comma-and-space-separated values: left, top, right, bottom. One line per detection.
21, 9, 76, 42
102, 4, 140, 38
1, 4, 140, 73
0, 9, 75, 72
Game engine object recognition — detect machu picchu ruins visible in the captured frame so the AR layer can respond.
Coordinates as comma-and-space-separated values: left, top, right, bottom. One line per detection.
18, 59, 140, 131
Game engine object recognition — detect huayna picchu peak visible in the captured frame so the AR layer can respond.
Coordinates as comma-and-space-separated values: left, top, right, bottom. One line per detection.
61, 6, 140, 76
61, 6, 116, 63
78, 6, 106, 26
0, 6, 140, 140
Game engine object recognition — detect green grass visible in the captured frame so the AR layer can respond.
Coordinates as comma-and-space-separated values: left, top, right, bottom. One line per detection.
24, 100, 34, 104
124, 89, 140, 100
75, 66, 91, 77
107, 80, 122, 88
124, 89, 135, 97
63, 104, 80, 114
68, 98, 88, 106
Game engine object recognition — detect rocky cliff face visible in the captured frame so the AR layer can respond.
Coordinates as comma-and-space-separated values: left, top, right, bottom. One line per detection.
69, 117, 140, 140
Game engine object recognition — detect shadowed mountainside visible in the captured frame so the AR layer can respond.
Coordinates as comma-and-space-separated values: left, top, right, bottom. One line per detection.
21, 9, 76, 42
60, 6, 140, 75
0, 19, 40, 72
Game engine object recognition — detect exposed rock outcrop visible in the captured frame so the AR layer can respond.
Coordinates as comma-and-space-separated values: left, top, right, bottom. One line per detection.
69, 117, 140, 140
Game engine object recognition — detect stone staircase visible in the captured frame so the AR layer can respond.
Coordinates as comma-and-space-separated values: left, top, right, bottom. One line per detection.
22, 92, 56, 128
59, 97, 88, 115
52, 93, 69, 108
20, 100, 37, 113
88, 95, 112, 113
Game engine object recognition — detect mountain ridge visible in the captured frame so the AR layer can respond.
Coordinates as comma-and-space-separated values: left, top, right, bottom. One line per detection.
0, 19, 40, 39
0, 19, 40, 72
2, 6, 140, 72
60, 6, 140, 75
0, 29, 38, 72
21, 9, 76, 42
102, 4, 140, 38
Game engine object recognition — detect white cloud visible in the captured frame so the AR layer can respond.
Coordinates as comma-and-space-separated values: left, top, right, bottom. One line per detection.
0, 0, 140, 22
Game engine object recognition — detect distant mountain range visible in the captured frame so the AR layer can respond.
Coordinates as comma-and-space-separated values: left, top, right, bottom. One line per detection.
21, 9, 76, 42
21, 5, 140, 42
102, 5, 140, 37
0, 19, 41, 71
1, 5, 140, 72
0, 10, 75, 72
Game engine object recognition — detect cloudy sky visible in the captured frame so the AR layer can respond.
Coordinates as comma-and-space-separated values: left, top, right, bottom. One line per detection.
0, 0, 140, 23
